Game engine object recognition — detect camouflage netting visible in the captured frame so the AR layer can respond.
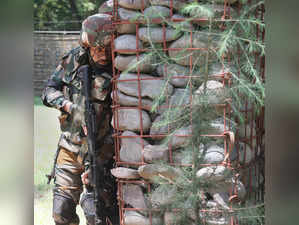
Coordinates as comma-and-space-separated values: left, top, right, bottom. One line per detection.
108, 0, 265, 224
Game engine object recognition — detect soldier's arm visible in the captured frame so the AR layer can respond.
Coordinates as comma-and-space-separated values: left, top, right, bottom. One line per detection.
41, 58, 73, 113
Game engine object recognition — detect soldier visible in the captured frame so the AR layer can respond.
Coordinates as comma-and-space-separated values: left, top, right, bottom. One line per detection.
41, 13, 118, 225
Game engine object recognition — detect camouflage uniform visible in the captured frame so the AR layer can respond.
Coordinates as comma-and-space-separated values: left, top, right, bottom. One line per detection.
41, 13, 118, 225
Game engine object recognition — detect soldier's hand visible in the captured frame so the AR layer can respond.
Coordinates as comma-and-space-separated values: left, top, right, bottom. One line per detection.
63, 101, 73, 114
81, 169, 90, 185
82, 125, 88, 136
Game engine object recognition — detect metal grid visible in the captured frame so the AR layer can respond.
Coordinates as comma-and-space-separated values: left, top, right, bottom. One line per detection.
110, 0, 265, 224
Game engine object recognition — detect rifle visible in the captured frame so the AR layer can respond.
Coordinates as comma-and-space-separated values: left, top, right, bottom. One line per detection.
79, 65, 106, 225
46, 146, 61, 184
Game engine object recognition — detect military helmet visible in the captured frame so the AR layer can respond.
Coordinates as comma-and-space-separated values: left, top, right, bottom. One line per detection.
80, 13, 115, 48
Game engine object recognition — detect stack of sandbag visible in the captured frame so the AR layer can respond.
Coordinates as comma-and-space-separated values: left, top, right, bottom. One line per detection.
109, 0, 261, 224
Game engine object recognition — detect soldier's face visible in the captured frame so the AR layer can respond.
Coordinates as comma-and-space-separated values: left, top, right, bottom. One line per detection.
89, 35, 112, 65
90, 46, 106, 65
102, 35, 112, 46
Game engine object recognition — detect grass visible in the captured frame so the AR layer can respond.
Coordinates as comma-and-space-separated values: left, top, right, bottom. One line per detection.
34, 103, 86, 225
34, 96, 43, 106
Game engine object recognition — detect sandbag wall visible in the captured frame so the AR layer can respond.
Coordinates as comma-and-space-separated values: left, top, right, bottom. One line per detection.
110, 0, 265, 224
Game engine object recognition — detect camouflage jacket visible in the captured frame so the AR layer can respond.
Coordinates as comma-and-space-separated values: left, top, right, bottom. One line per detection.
41, 46, 114, 158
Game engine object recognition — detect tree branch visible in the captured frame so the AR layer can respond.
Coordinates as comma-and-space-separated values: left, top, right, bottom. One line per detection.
67, 0, 81, 21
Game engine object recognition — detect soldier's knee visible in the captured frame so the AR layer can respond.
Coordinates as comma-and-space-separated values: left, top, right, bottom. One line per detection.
53, 194, 79, 225
80, 192, 96, 225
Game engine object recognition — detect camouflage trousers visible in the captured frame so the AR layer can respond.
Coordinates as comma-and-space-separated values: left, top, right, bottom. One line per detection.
53, 147, 119, 225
